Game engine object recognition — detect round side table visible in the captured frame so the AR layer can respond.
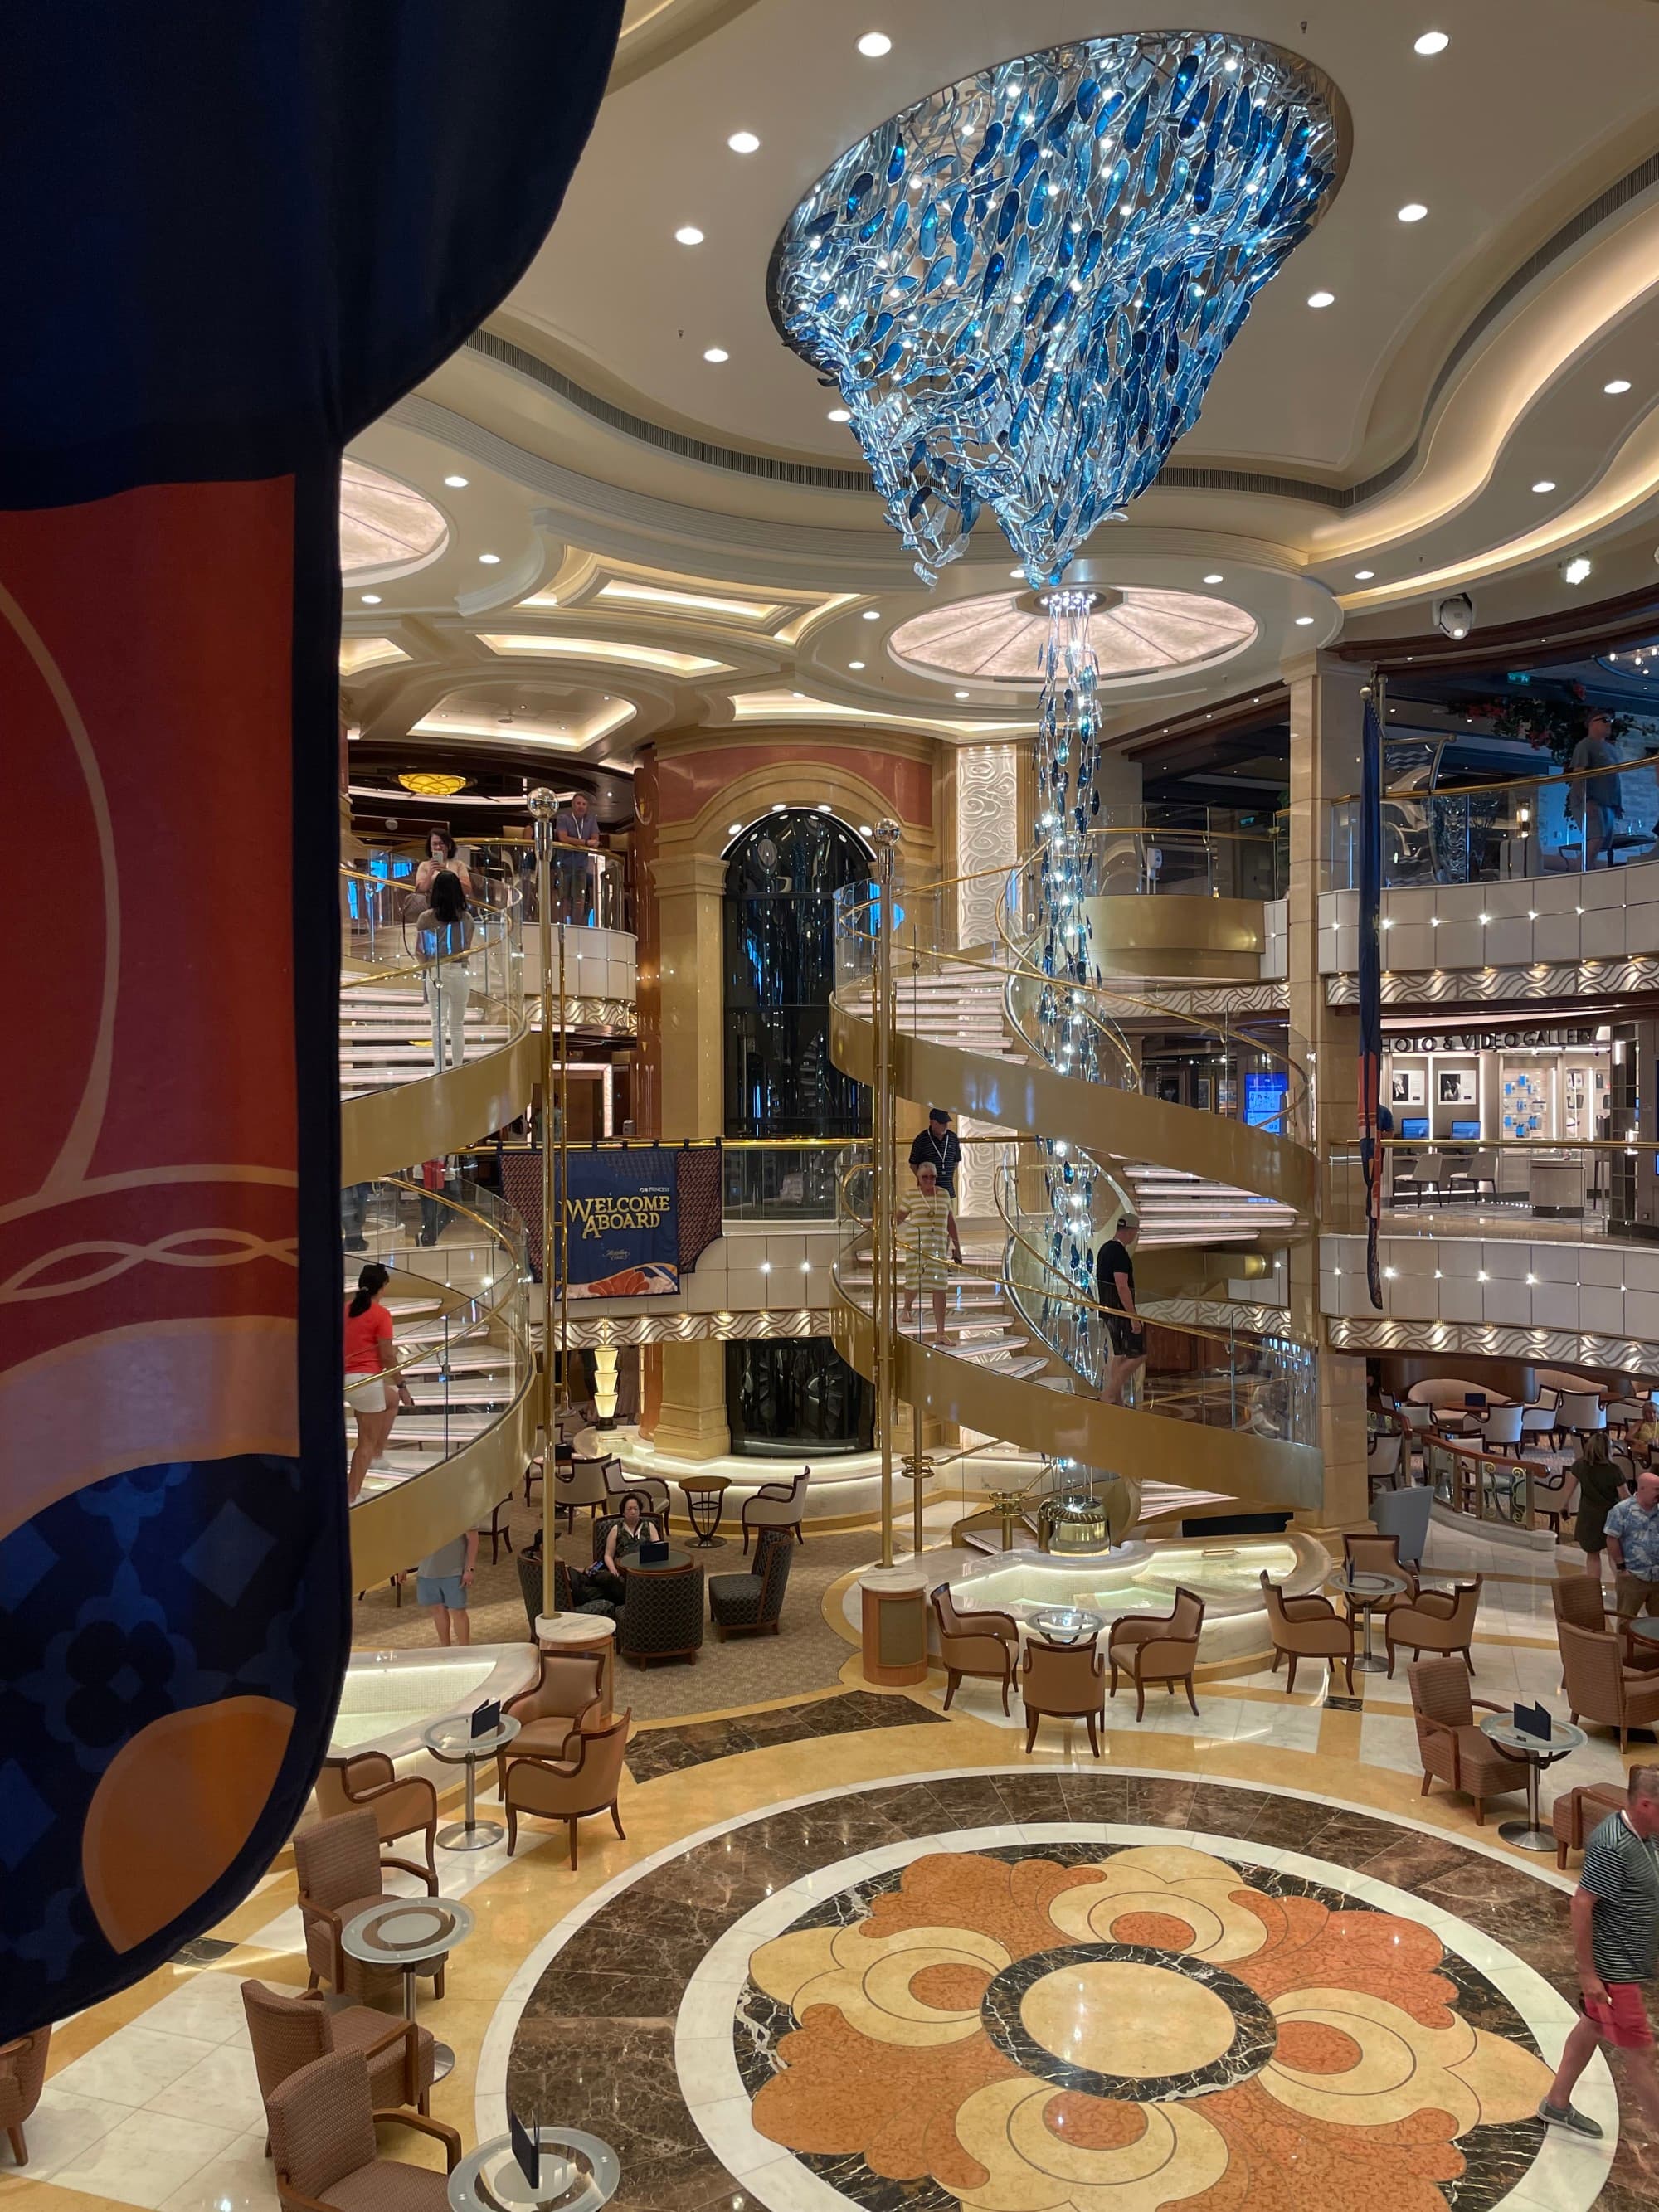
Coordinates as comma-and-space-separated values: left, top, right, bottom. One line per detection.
448, 2127, 618, 2212
1478, 1712, 1587, 1852
1326, 1568, 1407, 1674
1030, 1608, 1105, 1647
423, 1715, 521, 1850
677, 1475, 731, 1548
341, 1896, 473, 2082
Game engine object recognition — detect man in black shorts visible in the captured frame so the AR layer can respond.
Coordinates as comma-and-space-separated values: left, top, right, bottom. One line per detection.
1097, 1215, 1145, 1406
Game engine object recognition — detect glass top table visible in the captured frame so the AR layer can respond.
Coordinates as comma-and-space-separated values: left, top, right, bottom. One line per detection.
341, 1895, 474, 2081
423, 1714, 521, 1852
1477, 1712, 1587, 1853
448, 2127, 618, 2212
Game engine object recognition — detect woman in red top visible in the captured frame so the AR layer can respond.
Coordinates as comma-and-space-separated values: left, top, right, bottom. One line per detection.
343, 1263, 412, 1500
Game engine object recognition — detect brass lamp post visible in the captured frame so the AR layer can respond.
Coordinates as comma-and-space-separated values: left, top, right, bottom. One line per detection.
527, 787, 568, 1621
870, 820, 902, 1569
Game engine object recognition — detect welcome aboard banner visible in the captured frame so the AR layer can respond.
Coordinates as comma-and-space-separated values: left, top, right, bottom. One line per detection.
559, 1145, 680, 1297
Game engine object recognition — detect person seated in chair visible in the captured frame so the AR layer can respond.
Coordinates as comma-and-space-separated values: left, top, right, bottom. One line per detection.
591, 1490, 665, 1603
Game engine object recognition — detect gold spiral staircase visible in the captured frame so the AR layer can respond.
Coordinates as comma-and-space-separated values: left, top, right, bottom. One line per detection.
828, 847, 1323, 1524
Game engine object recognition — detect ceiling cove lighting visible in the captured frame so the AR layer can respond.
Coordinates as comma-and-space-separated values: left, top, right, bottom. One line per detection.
674, 225, 705, 246
1413, 31, 1450, 56
1397, 202, 1429, 223
727, 130, 761, 154
856, 32, 892, 58
477, 634, 735, 676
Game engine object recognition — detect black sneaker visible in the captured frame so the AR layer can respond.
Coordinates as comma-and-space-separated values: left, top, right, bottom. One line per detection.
1537, 2098, 1603, 2137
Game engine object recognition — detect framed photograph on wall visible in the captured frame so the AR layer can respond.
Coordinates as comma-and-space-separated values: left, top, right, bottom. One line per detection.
1438, 1067, 1477, 1106
1389, 1068, 1425, 1106
1195, 1077, 1212, 1111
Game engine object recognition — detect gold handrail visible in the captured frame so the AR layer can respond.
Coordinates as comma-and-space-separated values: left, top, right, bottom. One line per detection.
1330, 746, 1659, 809
344, 1175, 529, 1401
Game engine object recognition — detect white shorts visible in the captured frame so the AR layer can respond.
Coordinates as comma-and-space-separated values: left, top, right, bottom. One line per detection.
345, 1373, 394, 1415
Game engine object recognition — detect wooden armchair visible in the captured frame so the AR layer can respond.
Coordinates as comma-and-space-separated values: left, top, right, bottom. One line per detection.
1020, 1636, 1106, 1756
1408, 1656, 1522, 1826
1559, 1620, 1659, 1751
741, 1466, 811, 1553
504, 1711, 631, 1870
1385, 1578, 1481, 1678
1259, 1572, 1354, 1695
1107, 1587, 1204, 1721
265, 2049, 459, 2212
497, 1650, 606, 1791
313, 1754, 438, 1893
0, 2025, 49, 2166
293, 1811, 446, 2004
931, 1584, 1019, 1714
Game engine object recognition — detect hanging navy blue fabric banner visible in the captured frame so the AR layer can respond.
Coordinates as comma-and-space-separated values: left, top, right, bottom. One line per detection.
0, 0, 622, 2039
561, 1149, 682, 1297
1358, 686, 1386, 1310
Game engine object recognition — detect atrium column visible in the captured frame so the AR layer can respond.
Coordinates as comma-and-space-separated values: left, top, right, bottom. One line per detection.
645, 849, 730, 1459
1284, 649, 1369, 1530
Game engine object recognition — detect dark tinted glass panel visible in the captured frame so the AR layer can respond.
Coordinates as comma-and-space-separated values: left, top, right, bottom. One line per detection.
725, 1338, 873, 1456
724, 810, 870, 1138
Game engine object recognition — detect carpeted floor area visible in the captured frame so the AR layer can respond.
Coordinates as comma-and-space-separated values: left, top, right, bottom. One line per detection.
351, 1485, 875, 1719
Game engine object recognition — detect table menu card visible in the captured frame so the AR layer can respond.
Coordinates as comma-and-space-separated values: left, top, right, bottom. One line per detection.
509, 2107, 538, 2190
1512, 1701, 1552, 1739
470, 1698, 501, 1738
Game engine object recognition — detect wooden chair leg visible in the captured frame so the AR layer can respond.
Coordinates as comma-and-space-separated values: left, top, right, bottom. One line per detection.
610, 1801, 626, 1840
1086, 1712, 1100, 1757
1420, 1772, 1433, 1796
568, 1817, 580, 1872
1135, 1682, 1146, 1722
9, 2126, 27, 2166
1108, 1662, 1118, 1698
1464, 1650, 1475, 1675
1184, 1675, 1199, 1717
1343, 1656, 1355, 1696
1271, 1646, 1282, 1671
1000, 1672, 1011, 1717
1024, 1713, 1039, 1753
1286, 1654, 1297, 1695
505, 1806, 518, 1856
943, 1670, 958, 1711
421, 1827, 439, 1894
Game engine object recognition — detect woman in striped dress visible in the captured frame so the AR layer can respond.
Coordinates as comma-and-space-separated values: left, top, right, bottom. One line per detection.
897, 1159, 962, 1342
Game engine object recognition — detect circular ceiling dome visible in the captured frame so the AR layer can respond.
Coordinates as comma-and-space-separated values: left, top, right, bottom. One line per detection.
888, 586, 1257, 688
339, 459, 449, 581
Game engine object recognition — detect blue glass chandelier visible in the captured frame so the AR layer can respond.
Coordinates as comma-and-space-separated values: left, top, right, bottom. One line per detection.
776, 33, 1343, 1431
770, 31, 1345, 587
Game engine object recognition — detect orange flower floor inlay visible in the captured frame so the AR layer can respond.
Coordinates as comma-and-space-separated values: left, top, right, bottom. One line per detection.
737, 1844, 1556, 2211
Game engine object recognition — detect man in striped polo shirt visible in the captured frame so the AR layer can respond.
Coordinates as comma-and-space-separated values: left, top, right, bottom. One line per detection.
1539, 1764, 1659, 2176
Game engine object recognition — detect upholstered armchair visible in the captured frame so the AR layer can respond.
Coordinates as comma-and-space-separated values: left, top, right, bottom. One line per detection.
709, 1525, 795, 1638
552, 1454, 610, 1532
1559, 1621, 1659, 1751
497, 1651, 606, 1791
1385, 1579, 1481, 1678
503, 1710, 631, 1869
0, 2025, 49, 2166
1337, 1530, 1416, 1627
930, 1585, 1019, 1714
1552, 1782, 1628, 1869
1408, 1656, 1522, 1826
1552, 1574, 1607, 1634
600, 1460, 670, 1516
1366, 1428, 1404, 1495
312, 1755, 438, 1893
242, 1979, 434, 2137
294, 1811, 446, 2005
1107, 1588, 1205, 1721
1020, 1636, 1107, 1755
1259, 1573, 1355, 1695
741, 1467, 811, 1553
265, 2049, 459, 2212
516, 1547, 614, 1636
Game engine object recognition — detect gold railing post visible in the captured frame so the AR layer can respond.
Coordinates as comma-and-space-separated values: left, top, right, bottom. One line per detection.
872, 821, 901, 1570
529, 788, 561, 1622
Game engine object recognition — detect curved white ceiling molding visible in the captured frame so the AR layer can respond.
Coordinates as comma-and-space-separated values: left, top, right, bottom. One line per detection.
1311, 191, 1659, 558
889, 589, 1258, 691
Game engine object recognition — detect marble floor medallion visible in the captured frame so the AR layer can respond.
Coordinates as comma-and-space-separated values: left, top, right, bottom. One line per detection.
502, 1772, 1621, 2212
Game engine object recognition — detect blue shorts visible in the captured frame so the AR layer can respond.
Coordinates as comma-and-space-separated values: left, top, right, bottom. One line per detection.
416, 1573, 468, 1610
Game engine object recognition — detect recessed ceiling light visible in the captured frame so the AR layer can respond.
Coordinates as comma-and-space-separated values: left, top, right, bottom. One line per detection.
1354, 568, 1375, 580
478, 552, 501, 565
1562, 555, 1593, 586
827, 407, 851, 422
443, 474, 469, 489
1306, 289, 1335, 309
360, 593, 382, 605
856, 32, 892, 58
1295, 614, 1316, 625
1413, 31, 1450, 56
728, 821, 742, 835
1397, 202, 1429, 223
1532, 479, 1557, 493
703, 346, 729, 363
1605, 378, 1632, 396
727, 130, 761, 154
954, 688, 971, 699
862, 608, 880, 621
1203, 571, 1224, 584
674, 225, 704, 246
849, 660, 865, 670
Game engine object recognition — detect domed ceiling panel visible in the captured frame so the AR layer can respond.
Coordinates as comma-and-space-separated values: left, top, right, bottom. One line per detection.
889, 587, 1257, 688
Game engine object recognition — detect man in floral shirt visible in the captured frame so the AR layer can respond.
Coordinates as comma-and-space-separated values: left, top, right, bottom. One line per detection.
1608, 1469, 1659, 1621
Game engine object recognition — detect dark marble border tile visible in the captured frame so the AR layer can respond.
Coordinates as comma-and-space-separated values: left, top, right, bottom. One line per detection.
625, 1689, 944, 1782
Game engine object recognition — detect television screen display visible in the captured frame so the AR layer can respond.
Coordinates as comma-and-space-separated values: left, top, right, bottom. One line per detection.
1244, 1072, 1288, 1132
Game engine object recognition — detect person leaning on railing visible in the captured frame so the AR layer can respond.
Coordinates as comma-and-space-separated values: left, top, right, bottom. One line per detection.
554, 790, 601, 923
1567, 712, 1623, 871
